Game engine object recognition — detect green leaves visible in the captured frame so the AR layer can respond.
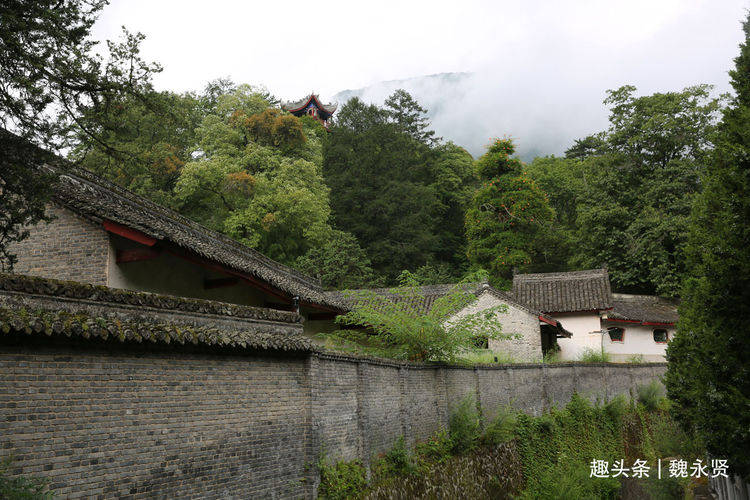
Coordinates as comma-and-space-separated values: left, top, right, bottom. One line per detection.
465, 138, 554, 282
330, 271, 508, 362
666, 12, 750, 482
323, 92, 472, 283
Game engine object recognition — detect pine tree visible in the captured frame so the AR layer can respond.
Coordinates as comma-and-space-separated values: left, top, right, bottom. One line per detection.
465, 138, 553, 283
665, 13, 750, 480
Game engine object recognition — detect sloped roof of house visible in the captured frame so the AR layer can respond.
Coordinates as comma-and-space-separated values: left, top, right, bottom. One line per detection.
49, 166, 345, 312
609, 293, 679, 325
0, 272, 312, 352
324, 282, 571, 336
512, 268, 613, 313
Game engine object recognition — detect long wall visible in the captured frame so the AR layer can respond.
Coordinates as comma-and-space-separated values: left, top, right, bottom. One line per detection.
0, 338, 666, 499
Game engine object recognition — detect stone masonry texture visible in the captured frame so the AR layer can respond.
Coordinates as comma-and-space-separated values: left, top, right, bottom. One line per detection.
1, 337, 667, 498
7, 205, 109, 285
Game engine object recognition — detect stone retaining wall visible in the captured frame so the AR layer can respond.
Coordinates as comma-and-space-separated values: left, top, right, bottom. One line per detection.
0, 337, 666, 499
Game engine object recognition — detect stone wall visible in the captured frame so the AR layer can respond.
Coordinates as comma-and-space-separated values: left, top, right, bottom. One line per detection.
7, 205, 109, 285
1, 338, 666, 499
448, 290, 544, 362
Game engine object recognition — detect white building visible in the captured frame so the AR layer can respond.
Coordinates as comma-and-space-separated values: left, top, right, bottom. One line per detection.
511, 269, 677, 362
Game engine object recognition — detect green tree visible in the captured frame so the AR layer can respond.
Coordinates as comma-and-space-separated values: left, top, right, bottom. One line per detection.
665, 13, 750, 480
70, 90, 203, 205
538, 85, 724, 296
323, 92, 473, 283
330, 271, 509, 362
465, 138, 554, 283
293, 230, 379, 290
0, 0, 158, 269
173, 85, 337, 264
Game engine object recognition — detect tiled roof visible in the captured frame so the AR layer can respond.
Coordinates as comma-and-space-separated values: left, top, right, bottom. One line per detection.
281, 94, 338, 115
0, 273, 312, 352
512, 268, 612, 313
50, 166, 345, 312
325, 282, 559, 323
609, 293, 679, 324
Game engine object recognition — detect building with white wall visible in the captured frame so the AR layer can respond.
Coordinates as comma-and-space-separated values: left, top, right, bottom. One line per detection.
511, 269, 678, 362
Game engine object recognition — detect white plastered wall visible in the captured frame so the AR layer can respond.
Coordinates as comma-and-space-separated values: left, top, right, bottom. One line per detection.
552, 313, 603, 361
603, 323, 673, 362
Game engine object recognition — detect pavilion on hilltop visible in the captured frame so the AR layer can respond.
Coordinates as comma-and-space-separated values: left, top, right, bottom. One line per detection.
281, 93, 338, 127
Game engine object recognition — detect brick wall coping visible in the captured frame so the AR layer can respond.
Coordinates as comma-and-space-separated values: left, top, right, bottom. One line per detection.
313, 350, 667, 370
0, 272, 301, 324
0, 302, 312, 353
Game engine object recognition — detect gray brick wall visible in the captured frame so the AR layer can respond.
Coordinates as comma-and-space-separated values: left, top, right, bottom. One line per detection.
7, 205, 109, 285
1, 340, 666, 498
0, 342, 310, 499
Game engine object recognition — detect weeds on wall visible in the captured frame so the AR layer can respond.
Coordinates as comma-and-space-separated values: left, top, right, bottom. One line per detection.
578, 347, 611, 363
317, 385, 705, 499
0, 457, 52, 500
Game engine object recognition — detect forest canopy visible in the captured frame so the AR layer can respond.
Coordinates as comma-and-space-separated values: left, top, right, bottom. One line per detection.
63, 81, 727, 295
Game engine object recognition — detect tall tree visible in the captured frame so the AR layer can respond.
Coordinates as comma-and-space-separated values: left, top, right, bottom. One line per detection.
465, 138, 554, 284
323, 95, 440, 282
0, 0, 158, 269
70, 90, 203, 205
665, 13, 750, 481
533, 85, 724, 296
173, 85, 334, 265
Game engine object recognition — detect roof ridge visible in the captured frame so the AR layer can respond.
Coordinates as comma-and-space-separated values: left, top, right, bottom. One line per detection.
54, 166, 326, 293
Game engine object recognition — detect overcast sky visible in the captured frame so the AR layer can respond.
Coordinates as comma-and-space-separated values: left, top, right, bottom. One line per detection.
92, 0, 750, 156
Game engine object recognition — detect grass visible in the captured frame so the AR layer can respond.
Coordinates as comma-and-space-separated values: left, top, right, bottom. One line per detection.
578, 347, 611, 363
456, 350, 517, 364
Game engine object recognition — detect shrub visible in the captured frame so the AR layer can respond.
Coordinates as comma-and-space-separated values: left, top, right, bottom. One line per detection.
317, 457, 367, 500
0, 457, 51, 500
449, 395, 482, 454
637, 381, 664, 412
483, 406, 517, 445
415, 430, 453, 464
578, 347, 610, 363
377, 436, 417, 477
332, 270, 511, 362
627, 354, 645, 363
604, 394, 629, 424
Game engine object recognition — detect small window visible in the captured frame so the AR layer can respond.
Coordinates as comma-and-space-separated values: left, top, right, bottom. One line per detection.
472, 336, 489, 349
653, 329, 668, 343
607, 327, 624, 342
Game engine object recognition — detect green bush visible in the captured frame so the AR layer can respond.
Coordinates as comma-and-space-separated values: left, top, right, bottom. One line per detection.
637, 381, 664, 412
627, 354, 645, 363
377, 436, 417, 477
578, 347, 610, 363
415, 430, 453, 464
604, 394, 629, 424
317, 457, 367, 500
448, 395, 482, 454
0, 457, 51, 500
483, 406, 517, 445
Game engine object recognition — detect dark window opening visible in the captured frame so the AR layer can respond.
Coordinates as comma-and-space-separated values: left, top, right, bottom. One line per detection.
473, 336, 489, 349
608, 327, 624, 342
653, 329, 668, 343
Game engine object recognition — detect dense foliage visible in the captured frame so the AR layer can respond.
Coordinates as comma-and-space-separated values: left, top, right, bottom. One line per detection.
323, 271, 509, 362
665, 12, 750, 481
465, 138, 554, 283
323, 94, 475, 283
318, 390, 704, 499
527, 85, 724, 296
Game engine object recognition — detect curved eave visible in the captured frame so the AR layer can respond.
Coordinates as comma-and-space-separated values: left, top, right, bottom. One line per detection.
283, 95, 338, 116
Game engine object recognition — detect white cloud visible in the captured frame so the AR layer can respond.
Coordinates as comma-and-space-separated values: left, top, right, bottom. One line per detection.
92, 0, 749, 156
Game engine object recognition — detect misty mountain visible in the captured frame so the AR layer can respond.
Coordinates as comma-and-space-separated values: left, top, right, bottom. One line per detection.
333, 72, 610, 161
